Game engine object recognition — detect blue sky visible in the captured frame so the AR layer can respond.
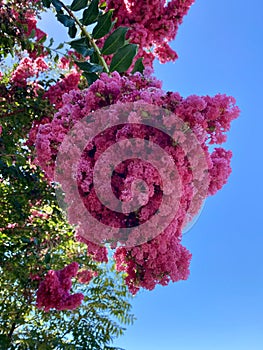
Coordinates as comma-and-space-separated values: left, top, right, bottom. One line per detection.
40, 1, 263, 349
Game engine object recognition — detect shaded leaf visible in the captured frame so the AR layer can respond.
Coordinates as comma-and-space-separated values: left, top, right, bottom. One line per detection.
90, 52, 100, 64
43, 0, 51, 7
92, 10, 113, 39
44, 252, 51, 263
68, 25, 77, 38
70, 0, 88, 11
51, 0, 63, 11
82, 71, 99, 85
82, 0, 99, 26
101, 27, 128, 55
131, 57, 145, 74
56, 13, 75, 27
110, 44, 138, 73
69, 38, 94, 57
75, 61, 103, 73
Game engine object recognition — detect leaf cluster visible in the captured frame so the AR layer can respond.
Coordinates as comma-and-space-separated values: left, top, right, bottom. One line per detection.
42, 0, 144, 84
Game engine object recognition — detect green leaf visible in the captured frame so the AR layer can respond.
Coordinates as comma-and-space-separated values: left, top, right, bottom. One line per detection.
21, 237, 31, 244
68, 25, 77, 38
81, 0, 99, 26
51, 0, 63, 11
92, 10, 114, 39
69, 38, 94, 57
101, 27, 128, 55
56, 13, 75, 27
43, 0, 51, 7
55, 43, 64, 50
131, 57, 145, 74
44, 252, 51, 263
110, 44, 138, 73
90, 52, 100, 64
75, 61, 103, 73
38, 35, 47, 44
70, 0, 88, 11
28, 29, 36, 39
82, 71, 99, 85
48, 37, 54, 47
99, 1, 107, 10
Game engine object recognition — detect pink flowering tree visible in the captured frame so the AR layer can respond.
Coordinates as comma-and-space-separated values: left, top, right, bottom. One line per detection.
0, 0, 239, 347
0, 1, 134, 348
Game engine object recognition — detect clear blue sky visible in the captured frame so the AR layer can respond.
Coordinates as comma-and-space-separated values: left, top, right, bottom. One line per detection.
40, 1, 263, 349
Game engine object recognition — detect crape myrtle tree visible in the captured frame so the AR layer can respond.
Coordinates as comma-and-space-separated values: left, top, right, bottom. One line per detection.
0, 0, 240, 349
0, 1, 134, 349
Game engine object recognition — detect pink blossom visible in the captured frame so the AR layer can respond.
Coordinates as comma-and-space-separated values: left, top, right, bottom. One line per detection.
77, 269, 97, 284
43, 72, 81, 109
34, 71, 239, 294
105, 0, 194, 65
208, 148, 233, 195
36, 262, 84, 312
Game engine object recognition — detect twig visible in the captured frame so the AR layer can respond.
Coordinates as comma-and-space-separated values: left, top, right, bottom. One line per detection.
61, 2, 110, 74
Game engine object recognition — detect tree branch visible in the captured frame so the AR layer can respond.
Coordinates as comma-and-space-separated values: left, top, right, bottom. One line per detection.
60, 2, 110, 74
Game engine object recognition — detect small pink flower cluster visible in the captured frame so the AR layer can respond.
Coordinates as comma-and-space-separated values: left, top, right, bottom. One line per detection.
106, 0, 194, 65
208, 148, 233, 195
11, 57, 49, 87
10, 5, 47, 58
36, 262, 84, 312
43, 72, 81, 109
77, 269, 97, 284
35, 71, 239, 293
115, 238, 192, 294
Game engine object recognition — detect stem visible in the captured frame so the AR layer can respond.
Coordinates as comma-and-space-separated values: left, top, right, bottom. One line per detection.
7, 312, 21, 339
0, 109, 26, 119
61, 3, 110, 74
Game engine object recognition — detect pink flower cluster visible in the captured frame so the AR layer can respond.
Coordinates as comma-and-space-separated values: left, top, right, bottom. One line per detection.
11, 57, 49, 87
10, 4, 47, 58
106, 0, 195, 65
43, 72, 81, 109
36, 262, 84, 312
34, 71, 239, 293
77, 269, 97, 284
208, 148, 233, 195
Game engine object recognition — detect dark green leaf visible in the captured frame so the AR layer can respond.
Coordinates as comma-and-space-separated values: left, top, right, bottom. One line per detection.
51, 0, 63, 11
69, 38, 94, 57
21, 237, 31, 244
82, 71, 99, 85
75, 61, 103, 73
110, 44, 138, 73
70, 0, 88, 11
42, 0, 51, 7
56, 13, 75, 27
68, 25, 77, 38
90, 51, 100, 64
81, 0, 99, 26
48, 37, 54, 47
101, 27, 128, 55
131, 57, 145, 74
92, 10, 114, 39
44, 252, 51, 263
